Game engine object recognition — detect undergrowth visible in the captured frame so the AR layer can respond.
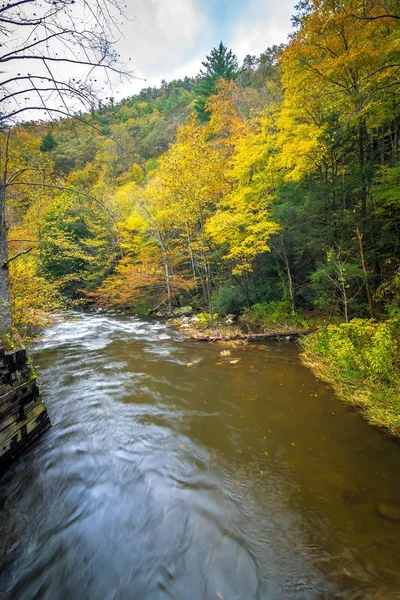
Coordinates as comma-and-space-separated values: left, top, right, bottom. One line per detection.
301, 312, 400, 435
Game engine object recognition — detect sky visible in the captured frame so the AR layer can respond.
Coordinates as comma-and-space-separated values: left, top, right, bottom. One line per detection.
115, 0, 297, 98
2, 0, 297, 122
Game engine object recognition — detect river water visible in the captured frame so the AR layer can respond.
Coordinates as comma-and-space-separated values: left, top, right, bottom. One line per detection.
0, 313, 400, 599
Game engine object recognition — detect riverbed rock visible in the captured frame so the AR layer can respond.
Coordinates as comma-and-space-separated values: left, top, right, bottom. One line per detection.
172, 306, 193, 317
376, 502, 400, 522
225, 314, 238, 325
156, 311, 171, 318
220, 350, 231, 357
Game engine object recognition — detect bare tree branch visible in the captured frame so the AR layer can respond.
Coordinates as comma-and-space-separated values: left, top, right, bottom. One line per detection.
2, 247, 33, 269
0, 0, 132, 125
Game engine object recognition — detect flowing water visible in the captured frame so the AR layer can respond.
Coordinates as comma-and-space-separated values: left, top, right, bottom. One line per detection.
0, 313, 400, 599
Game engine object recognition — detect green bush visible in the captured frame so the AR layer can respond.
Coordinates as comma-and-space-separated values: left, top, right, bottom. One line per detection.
196, 312, 219, 326
303, 316, 400, 386
243, 301, 293, 328
131, 299, 152, 315
212, 285, 246, 315
301, 315, 400, 434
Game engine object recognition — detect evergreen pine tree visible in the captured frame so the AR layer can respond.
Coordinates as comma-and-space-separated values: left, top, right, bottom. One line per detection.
40, 131, 57, 152
194, 42, 238, 122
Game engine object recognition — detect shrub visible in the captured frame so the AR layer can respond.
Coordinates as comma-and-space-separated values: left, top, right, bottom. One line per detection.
301, 315, 400, 434
243, 301, 293, 329
305, 318, 399, 385
212, 285, 246, 315
196, 312, 219, 326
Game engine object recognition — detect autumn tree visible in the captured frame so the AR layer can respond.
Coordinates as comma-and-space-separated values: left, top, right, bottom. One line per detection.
277, 0, 400, 316
206, 110, 280, 290
156, 116, 227, 315
0, 0, 131, 337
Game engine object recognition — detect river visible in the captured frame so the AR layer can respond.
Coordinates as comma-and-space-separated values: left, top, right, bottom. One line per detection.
0, 313, 399, 599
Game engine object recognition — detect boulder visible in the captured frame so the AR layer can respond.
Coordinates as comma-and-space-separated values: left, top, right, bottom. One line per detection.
225, 314, 238, 325
376, 502, 400, 522
172, 306, 193, 317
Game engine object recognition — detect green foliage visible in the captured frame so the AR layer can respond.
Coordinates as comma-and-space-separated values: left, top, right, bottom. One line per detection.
302, 315, 400, 434
212, 285, 246, 315
243, 301, 293, 329
130, 299, 152, 316
40, 194, 118, 298
40, 131, 57, 152
194, 42, 239, 122
196, 312, 219, 326
310, 250, 366, 321
308, 320, 398, 382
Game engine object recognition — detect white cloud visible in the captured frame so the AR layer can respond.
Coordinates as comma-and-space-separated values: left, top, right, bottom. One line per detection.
228, 0, 296, 61
115, 0, 297, 98
6, 0, 297, 121
115, 0, 209, 96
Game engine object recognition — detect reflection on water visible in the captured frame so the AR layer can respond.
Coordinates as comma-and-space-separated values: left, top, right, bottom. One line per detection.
1, 313, 400, 599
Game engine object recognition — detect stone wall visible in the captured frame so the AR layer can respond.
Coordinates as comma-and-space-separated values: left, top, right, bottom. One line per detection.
0, 347, 50, 474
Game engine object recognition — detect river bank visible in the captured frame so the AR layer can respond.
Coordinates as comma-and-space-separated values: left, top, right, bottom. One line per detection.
165, 307, 317, 343
170, 310, 400, 438
300, 319, 400, 437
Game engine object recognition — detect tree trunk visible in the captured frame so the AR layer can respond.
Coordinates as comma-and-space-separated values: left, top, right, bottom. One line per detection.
281, 240, 295, 315
154, 229, 172, 315
341, 279, 349, 323
354, 216, 374, 318
163, 253, 172, 315
0, 182, 12, 337
185, 227, 197, 290
271, 239, 295, 314
358, 119, 368, 215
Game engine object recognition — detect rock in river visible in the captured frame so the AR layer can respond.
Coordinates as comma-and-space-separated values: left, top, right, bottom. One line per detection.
376, 502, 400, 522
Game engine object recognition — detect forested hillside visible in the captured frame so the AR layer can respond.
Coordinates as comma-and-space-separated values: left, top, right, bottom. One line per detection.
1, 0, 399, 429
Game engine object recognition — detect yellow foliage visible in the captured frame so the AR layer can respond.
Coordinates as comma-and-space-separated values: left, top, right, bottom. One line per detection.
9, 253, 64, 337
206, 113, 280, 275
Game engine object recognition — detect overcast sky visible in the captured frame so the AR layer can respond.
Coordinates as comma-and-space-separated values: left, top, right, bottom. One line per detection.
115, 0, 297, 98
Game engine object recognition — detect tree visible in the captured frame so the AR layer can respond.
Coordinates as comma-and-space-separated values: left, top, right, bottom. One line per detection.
277, 0, 400, 316
206, 110, 279, 280
156, 116, 227, 316
311, 248, 365, 323
0, 0, 131, 338
194, 42, 238, 122
40, 131, 57, 153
